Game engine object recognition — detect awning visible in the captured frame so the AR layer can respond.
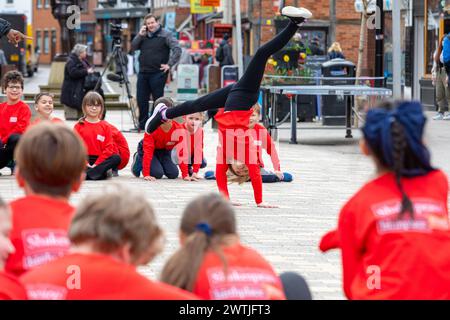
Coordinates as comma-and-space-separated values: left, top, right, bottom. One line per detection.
196, 11, 223, 23
94, 7, 150, 20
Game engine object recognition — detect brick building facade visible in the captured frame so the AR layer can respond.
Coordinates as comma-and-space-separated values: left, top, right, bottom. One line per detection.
246, 0, 373, 75
32, 0, 97, 64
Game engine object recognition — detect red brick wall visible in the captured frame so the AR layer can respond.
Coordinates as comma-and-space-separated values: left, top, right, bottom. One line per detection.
32, 0, 98, 64
33, 0, 61, 64
250, 0, 373, 75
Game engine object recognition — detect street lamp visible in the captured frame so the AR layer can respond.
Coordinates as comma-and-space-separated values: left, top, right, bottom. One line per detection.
375, 0, 384, 87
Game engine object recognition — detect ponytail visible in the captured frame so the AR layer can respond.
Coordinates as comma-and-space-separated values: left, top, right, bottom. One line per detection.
391, 121, 414, 219
160, 231, 211, 291
160, 193, 236, 292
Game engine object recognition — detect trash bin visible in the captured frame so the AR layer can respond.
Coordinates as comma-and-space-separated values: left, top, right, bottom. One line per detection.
321, 58, 356, 126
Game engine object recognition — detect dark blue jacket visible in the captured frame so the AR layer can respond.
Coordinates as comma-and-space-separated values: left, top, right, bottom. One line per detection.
0, 18, 12, 38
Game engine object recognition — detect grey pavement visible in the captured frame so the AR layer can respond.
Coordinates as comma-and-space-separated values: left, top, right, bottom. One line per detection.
1, 68, 449, 300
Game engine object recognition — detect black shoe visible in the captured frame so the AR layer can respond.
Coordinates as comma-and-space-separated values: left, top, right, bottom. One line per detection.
281, 6, 313, 26
112, 169, 119, 177
106, 169, 114, 179
145, 103, 168, 134
131, 152, 141, 177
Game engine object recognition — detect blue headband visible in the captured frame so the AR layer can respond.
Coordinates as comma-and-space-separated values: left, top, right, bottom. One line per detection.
195, 223, 213, 237
362, 101, 433, 177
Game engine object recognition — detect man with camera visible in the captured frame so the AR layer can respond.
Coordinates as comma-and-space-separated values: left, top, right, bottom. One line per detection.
131, 14, 181, 131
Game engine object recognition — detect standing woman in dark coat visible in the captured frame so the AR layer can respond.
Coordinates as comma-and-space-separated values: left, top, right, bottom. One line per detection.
61, 44, 94, 117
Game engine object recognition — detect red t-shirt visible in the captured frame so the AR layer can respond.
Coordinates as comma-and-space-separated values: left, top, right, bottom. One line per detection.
0, 100, 31, 144
21, 253, 199, 300
214, 108, 256, 164
105, 122, 130, 170
74, 120, 117, 166
0, 271, 27, 300
324, 170, 450, 300
142, 121, 184, 177
252, 123, 281, 171
177, 123, 204, 178
30, 117, 64, 127
214, 109, 263, 204
5, 195, 74, 277
193, 243, 285, 300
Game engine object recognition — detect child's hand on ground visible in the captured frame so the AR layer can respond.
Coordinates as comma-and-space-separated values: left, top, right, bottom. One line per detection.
274, 171, 284, 180
184, 176, 199, 182
257, 202, 279, 208
143, 176, 156, 181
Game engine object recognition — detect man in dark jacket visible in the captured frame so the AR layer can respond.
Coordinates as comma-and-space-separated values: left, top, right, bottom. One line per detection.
217, 34, 234, 67
131, 14, 181, 130
0, 18, 29, 47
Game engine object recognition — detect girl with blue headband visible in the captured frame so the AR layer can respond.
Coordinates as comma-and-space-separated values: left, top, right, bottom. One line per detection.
160, 193, 287, 299
319, 100, 450, 299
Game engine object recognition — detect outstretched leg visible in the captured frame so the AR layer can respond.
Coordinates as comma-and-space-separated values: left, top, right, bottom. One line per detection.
165, 84, 233, 119
224, 6, 312, 110
144, 85, 233, 134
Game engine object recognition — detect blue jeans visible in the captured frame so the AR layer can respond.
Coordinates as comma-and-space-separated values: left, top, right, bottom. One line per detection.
136, 71, 168, 130
170, 149, 207, 176
133, 140, 178, 179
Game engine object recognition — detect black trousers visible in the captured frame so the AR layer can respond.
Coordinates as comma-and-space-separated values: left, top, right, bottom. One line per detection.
166, 21, 299, 118
137, 71, 168, 130
149, 149, 179, 179
86, 154, 121, 180
0, 134, 21, 169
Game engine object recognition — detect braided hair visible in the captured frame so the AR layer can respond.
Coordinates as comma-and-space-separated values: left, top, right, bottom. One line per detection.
390, 120, 414, 219
364, 101, 431, 219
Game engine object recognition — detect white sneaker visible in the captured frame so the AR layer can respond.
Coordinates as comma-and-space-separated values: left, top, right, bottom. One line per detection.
281, 6, 313, 25
443, 113, 450, 120
432, 113, 444, 120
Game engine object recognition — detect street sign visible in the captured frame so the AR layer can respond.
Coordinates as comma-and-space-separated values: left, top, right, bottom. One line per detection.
190, 0, 213, 13
355, 0, 396, 12
165, 12, 176, 32
177, 64, 199, 101
354, 0, 376, 13
201, 0, 220, 6
221, 65, 239, 87
213, 24, 233, 39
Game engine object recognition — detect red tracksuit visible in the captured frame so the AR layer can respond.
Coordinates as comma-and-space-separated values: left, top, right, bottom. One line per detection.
177, 123, 204, 178
20, 253, 199, 300
320, 170, 450, 299
193, 242, 286, 300
0, 101, 31, 144
5, 195, 75, 277
214, 109, 263, 204
0, 271, 27, 300
142, 122, 183, 178
252, 123, 281, 171
105, 122, 130, 170
74, 120, 117, 166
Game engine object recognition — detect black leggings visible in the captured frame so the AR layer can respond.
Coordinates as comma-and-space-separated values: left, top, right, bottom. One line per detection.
166, 21, 299, 119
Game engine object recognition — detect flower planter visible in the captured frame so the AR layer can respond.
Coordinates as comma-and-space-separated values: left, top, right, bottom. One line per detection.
272, 49, 300, 69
